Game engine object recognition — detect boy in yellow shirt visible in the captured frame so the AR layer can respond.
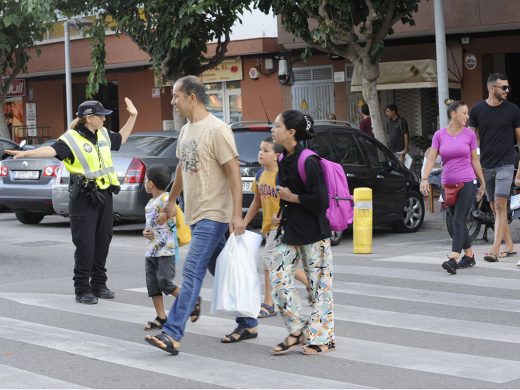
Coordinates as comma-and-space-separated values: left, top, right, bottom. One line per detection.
243, 137, 309, 318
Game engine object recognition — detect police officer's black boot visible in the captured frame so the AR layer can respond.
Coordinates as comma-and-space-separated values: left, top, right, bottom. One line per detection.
75, 292, 98, 304
93, 287, 115, 299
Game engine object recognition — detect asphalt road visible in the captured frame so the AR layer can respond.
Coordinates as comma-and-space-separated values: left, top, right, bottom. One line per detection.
1, 212, 520, 389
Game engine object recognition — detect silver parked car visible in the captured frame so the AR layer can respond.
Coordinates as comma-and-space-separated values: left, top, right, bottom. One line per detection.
0, 139, 60, 223
52, 131, 179, 222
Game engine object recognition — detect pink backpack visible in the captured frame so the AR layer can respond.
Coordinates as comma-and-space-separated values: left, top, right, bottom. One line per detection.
296, 149, 353, 231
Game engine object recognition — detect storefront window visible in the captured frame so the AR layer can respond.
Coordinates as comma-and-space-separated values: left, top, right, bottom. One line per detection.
205, 81, 242, 123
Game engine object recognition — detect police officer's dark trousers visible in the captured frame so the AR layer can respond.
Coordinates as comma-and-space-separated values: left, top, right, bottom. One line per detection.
69, 189, 113, 295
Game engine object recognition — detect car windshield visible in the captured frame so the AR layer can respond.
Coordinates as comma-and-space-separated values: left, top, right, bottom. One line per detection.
234, 130, 272, 165
117, 135, 176, 156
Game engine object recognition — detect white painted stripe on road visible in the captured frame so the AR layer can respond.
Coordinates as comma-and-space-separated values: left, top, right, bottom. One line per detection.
334, 281, 520, 313
2, 293, 520, 383
0, 364, 87, 389
333, 265, 520, 290
128, 287, 520, 344
0, 317, 354, 389
384, 239, 450, 246
373, 254, 519, 269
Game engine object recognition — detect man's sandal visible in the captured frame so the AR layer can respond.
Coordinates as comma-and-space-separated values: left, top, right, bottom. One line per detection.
144, 332, 180, 355
271, 331, 305, 355
302, 341, 336, 355
221, 327, 258, 343
258, 303, 276, 318
144, 316, 166, 331
190, 296, 202, 323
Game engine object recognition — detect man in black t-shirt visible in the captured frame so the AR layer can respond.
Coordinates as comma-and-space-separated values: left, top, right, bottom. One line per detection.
385, 104, 409, 161
469, 73, 520, 263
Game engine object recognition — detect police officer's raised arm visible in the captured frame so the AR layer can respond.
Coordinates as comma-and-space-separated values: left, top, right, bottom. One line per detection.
118, 97, 138, 144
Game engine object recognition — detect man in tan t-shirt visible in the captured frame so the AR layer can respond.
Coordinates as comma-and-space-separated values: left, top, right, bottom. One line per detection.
145, 75, 257, 356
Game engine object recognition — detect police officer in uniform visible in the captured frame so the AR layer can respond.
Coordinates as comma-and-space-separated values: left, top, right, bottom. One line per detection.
7, 98, 138, 304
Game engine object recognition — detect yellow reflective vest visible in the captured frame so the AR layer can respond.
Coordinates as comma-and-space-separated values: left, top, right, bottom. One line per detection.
59, 128, 120, 190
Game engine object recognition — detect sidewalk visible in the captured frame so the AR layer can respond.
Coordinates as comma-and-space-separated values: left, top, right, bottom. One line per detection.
422, 209, 446, 231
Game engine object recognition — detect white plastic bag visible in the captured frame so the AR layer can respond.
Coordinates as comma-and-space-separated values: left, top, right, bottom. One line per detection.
211, 231, 263, 318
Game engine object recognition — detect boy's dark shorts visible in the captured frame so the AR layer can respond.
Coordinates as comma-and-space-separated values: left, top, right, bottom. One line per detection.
145, 256, 178, 297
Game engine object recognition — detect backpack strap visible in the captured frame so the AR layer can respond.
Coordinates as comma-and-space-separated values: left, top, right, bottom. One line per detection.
255, 167, 265, 184
297, 149, 319, 185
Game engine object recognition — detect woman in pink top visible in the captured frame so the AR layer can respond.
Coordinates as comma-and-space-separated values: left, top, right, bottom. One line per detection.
421, 100, 486, 274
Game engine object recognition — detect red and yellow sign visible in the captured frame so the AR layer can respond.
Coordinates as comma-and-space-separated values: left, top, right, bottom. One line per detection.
201, 59, 243, 83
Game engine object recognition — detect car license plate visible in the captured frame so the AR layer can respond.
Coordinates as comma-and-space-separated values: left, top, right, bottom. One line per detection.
13, 170, 40, 180
242, 181, 252, 192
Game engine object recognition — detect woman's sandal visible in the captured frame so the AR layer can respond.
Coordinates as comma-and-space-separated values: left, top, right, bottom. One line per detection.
271, 331, 305, 355
221, 327, 258, 343
190, 296, 202, 323
144, 316, 166, 331
258, 303, 276, 318
302, 340, 336, 355
484, 253, 499, 262
144, 332, 180, 355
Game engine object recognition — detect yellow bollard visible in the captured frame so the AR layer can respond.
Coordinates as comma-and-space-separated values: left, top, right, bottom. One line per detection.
353, 187, 373, 254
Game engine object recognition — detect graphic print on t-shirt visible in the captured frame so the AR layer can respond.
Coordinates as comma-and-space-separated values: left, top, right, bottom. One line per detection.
181, 139, 199, 174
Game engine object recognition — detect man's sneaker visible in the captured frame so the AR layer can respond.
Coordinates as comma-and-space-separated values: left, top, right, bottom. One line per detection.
75, 292, 98, 304
457, 255, 476, 269
442, 258, 458, 274
93, 287, 115, 299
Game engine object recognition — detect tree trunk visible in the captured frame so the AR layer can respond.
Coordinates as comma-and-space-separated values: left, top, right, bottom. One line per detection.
360, 64, 385, 144
0, 101, 10, 139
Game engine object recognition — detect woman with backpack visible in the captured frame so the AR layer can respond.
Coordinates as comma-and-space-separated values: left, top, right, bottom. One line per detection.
270, 110, 335, 355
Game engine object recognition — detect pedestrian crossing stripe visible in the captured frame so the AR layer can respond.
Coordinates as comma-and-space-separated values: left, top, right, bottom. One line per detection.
0, 364, 87, 389
1, 293, 520, 384
0, 316, 358, 389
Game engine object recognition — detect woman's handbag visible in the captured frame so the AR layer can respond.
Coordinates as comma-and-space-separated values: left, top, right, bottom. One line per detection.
175, 205, 191, 246
442, 183, 464, 207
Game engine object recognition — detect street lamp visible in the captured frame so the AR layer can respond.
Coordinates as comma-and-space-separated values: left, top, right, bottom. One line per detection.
64, 18, 93, 126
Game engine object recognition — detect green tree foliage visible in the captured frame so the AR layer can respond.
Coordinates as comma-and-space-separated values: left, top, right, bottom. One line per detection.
257, 0, 422, 141
59, 0, 252, 95
0, 0, 56, 138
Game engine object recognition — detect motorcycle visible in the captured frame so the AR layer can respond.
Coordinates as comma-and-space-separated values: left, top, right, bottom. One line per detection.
445, 184, 519, 244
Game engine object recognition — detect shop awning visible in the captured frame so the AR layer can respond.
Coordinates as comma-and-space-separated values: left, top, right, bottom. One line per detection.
350, 59, 461, 91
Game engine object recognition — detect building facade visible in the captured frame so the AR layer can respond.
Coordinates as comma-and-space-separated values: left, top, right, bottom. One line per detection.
6, 0, 520, 152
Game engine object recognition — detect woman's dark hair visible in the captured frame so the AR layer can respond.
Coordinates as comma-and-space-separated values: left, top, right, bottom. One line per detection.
280, 110, 314, 141
146, 164, 172, 191
444, 98, 466, 121
176, 75, 208, 105
360, 103, 370, 116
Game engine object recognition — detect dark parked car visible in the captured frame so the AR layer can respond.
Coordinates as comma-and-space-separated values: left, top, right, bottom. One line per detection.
231, 121, 425, 244
0, 139, 59, 223
52, 131, 179, 222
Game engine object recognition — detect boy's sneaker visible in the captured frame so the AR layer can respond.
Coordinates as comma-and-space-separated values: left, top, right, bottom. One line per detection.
457, 255, 476, 269
442, 258, 458, 274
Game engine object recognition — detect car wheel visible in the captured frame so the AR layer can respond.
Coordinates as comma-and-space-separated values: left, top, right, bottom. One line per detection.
446, 203, 481, 244
330, 230, 343, 246
392, 190, 424, 233
15, 212, 45, 224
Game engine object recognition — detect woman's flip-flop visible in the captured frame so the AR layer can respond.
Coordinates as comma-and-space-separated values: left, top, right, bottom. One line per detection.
499, 250, 517, 258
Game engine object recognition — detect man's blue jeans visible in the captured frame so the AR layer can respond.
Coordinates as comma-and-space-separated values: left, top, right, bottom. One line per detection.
162, 219, 258, 341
